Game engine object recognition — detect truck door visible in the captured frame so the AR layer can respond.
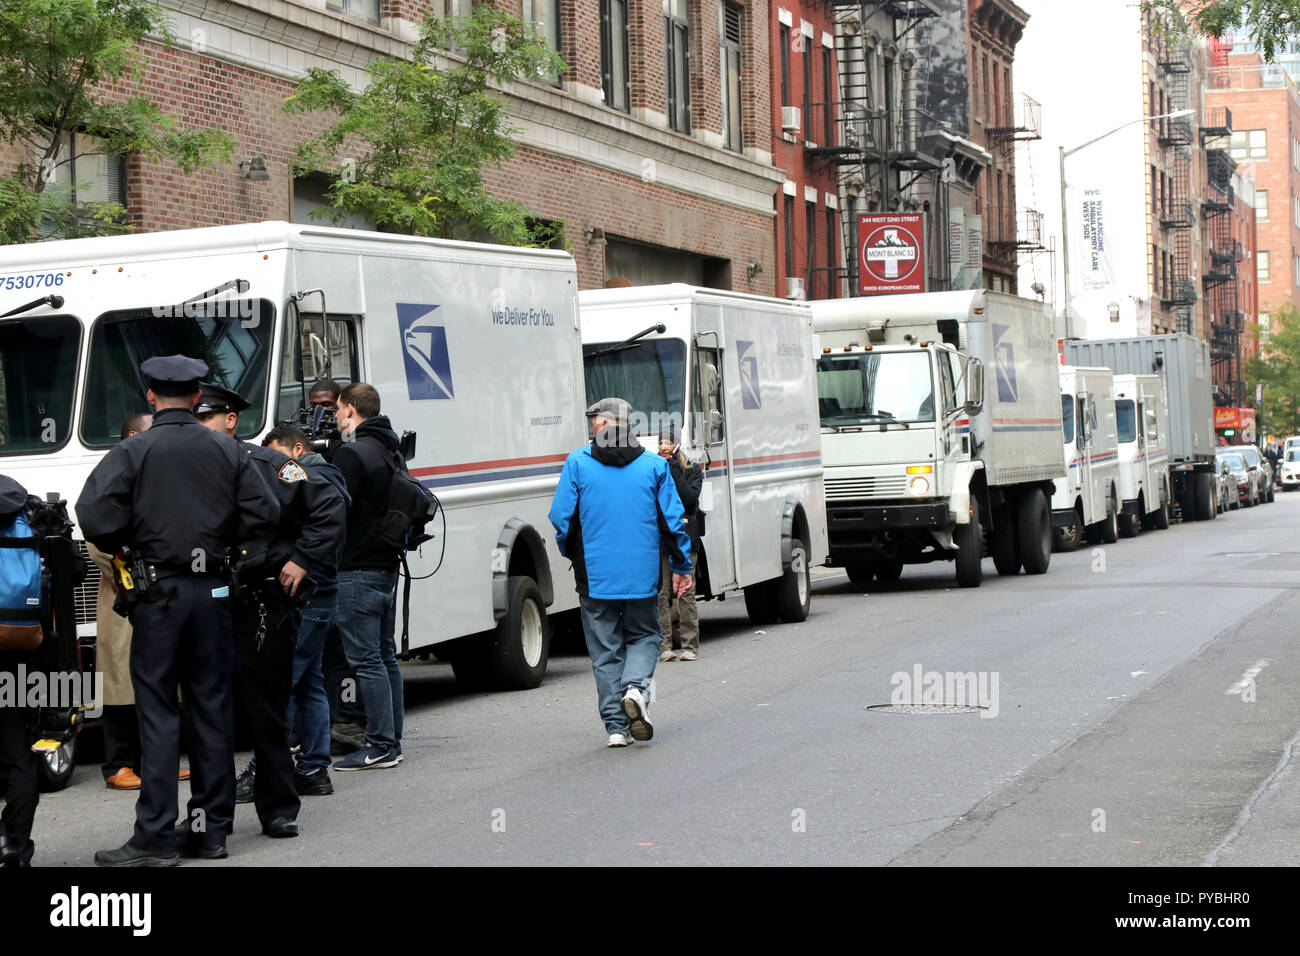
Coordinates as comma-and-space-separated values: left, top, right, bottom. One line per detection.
694, 330, 737, 592
937, 348, 965, 474
1076, 393, 1092, 521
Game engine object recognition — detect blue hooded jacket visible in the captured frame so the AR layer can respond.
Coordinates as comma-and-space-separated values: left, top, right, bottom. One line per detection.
549, 427, 693, 600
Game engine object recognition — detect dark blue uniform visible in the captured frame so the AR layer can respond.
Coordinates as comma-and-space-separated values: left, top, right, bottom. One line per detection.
76, 356, 279, 862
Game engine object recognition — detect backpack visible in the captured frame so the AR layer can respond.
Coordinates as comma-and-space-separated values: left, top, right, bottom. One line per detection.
378, 449, 438, 553
0, 502, 46, 652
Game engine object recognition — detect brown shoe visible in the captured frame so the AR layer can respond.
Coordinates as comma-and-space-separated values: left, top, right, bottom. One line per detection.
178, 769, 191, 781
679, 650, 698, 662
659, 649, 677, 662
106, 768, 141, 790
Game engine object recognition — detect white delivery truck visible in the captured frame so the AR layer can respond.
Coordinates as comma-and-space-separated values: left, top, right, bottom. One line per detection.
809, 289, 1064, 588
577, 284, 829, 625
0, 221, 588, 702
1051, 365, 1120, 549
1112, 373, 1172, 533
1065, 334, 1217, 521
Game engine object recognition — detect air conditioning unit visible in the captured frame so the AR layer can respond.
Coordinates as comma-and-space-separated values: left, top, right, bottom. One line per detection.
786, 277, 806, 300
782, 106, 802, 133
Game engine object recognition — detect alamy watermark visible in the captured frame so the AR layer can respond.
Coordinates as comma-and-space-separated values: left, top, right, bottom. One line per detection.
889, 664, 1000, 718
0, 666, 103, 718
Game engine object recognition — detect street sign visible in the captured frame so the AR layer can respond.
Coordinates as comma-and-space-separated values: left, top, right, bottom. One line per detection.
859, 212, 925, 295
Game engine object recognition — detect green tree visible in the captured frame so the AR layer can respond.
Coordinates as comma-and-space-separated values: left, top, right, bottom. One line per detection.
1143, 1, 1300, 61
284, 7, 566, 246
0, 0, 235, 243
1245, 303, 1300, 437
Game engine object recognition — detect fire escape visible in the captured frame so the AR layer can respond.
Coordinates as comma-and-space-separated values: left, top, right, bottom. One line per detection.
805, 0, 943, 295
1157, 40, 1197, 335
1201, 106, 1244, 407
986, 92, 1046, 266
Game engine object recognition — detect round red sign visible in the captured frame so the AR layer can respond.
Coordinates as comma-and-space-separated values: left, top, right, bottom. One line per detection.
861, 223, 921, 283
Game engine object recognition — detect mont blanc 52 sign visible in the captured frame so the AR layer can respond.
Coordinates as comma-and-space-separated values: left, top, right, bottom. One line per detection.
859, 213, 925, 295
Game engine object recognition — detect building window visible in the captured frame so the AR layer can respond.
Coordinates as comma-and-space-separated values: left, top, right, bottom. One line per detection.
784, 193, 795, 278
826, 207, 837, 287
665, 0, 690, 132
1260, 312, 1271, 337
1230, 129, 1266, 159
39, 131, 126, 211
1150, 164, 1158, 214
523, 0, 561, 86
822, 47, 834, 148
982, 54, 990, 121
802, 29, 813, 127
1258, 250, 1270, 281
779, 25, 791, 109
601, 0, 630, 111
1152, 243, 1160, 294
1294, 137, 1300, 170
720, 3, 742, 151
806, 199, 817, 293
326, 0, 380, 23
1256, 188, 1269, 219
1294, 194, 1300, 228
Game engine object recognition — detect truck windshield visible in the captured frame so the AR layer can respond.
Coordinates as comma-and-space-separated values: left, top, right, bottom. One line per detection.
0, 315, 81, 455
816, 351, 934, 425
583, 338, 686, 426
80, 299, 275, 447
1061, 394, 1074, 444
1116, 400, 1136, 443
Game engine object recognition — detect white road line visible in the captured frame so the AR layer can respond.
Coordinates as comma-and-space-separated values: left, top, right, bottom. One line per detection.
1225, 659, 1271, 695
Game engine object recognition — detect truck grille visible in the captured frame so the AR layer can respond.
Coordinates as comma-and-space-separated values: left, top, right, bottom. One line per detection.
826, 476, 908, 500
73, 540, 101, 627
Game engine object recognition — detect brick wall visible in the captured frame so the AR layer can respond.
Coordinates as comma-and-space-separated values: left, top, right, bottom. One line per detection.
562, 0, 601, 89
630, 0, 668, 115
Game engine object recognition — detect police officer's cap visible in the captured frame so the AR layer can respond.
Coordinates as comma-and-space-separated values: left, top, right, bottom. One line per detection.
195, 381, 250, 415
141, 355, 208, 397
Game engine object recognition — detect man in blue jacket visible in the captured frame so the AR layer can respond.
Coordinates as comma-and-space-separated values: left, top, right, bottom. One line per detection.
549, 398, 693, 747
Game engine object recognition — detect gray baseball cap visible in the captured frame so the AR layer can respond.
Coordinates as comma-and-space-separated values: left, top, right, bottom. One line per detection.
585, 397, 632, 425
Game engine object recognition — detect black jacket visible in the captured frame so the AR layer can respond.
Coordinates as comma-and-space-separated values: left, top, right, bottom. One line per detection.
76, 407, 280, 573
666, 453, 703, 546
331, 415, 403, 571
240, 443, 347, 584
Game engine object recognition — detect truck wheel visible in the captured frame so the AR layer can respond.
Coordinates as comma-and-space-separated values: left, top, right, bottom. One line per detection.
1152, 487, 1170, 530
487, 575, 550, 690
954, 498, 983, 588
776, 539, 811, 623
1196, 472, 1216, 520
1119, 498, 1142, 539
744, 582, 780, 625
872, 559, 904, 583
1099, 497, 1119, 544
1054, 515, 1082, 552
845, 562, 874, 584
37, 736, 76, 793
1017, 489, 1052, 575
991, 504, 1021, 576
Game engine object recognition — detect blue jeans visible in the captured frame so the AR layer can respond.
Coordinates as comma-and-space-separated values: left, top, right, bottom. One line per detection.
578, 595, 660, 735
336, 569, 403, 752
287, 590, 335, 775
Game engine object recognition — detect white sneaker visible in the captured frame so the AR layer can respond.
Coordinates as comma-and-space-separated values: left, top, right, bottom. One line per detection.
607, 733, 631, 747
622, 686, 654, 741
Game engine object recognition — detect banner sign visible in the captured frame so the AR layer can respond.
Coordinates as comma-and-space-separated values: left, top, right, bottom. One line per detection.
859, 213, 925, 294
1077, 188, 1113, 293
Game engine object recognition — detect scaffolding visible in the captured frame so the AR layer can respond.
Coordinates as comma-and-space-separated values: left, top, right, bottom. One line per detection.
1157, 40, 1197, 335
1201, 105, 1244, 406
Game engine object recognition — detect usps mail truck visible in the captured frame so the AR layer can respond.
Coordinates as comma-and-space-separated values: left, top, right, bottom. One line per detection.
578, 284, 829, 625
1050, 365, 1120, 549
1112, 373, 1172, 533
0, 222, 587, 705
810, 289, 1064, 587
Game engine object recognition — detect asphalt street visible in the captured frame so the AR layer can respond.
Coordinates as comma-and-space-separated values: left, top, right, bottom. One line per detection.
28, 491, 1300, 866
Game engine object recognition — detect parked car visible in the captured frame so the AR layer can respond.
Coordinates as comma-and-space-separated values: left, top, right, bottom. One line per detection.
1215, 456, 1240, 512
1280, 448, 1300, 491
1222, 444, 1273, 503
1216, 451, 1255, 507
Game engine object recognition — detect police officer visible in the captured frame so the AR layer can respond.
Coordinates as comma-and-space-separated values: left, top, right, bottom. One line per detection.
77, 356, 280, 866
193, 382, 346, 839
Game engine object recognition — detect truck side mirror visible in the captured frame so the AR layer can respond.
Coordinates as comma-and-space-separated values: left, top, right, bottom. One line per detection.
963, 359, 985, 413
702, 363, 720, 397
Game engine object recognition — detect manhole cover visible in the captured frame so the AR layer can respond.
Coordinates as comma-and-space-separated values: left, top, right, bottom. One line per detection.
865, 703, 988, 715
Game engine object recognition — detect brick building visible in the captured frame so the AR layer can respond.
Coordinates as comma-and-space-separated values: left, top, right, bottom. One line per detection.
6, 0, 789, 293
770, 2, 841, 301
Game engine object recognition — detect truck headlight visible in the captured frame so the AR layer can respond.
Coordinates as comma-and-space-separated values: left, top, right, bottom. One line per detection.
908, 475, 930, 496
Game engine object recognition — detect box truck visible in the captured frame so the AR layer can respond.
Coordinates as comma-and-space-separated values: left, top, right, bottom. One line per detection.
1051, 365, 1120, 549
1065, 334, 1217, 521
1112, 373, 1171, 533
809, 290, 1064, 588
0, 221, 590, 704
578, 284, 829, 625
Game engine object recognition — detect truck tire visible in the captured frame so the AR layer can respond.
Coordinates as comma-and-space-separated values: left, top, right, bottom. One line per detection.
872, 559, 904, 583
1196, 472, 1216, 520
845, 562, 874, 584
1098, 494, 1119, 544
1054, 513, 1082, 552
1119, 497, 1142, 538
776, 539, 811, 623
488, 575, 550, 690
744, 582, 780, 625
954, 498, 983, 588
991, 504, 1021, 576
1152, 498, 1170, 530
37, 736, 77, 793
1017, 489, 1052, 575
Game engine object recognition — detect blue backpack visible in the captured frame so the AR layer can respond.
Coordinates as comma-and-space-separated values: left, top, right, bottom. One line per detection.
0, 485, 45, 651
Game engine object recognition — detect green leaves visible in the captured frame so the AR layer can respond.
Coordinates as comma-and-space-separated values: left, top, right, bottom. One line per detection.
1245, 304, 1300, 436
0, 0, 230, 243
1143, 1, 1300, 62
286, 7, 567, 245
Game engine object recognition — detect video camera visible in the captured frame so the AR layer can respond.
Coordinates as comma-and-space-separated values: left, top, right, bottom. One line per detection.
290, 403, 341, 455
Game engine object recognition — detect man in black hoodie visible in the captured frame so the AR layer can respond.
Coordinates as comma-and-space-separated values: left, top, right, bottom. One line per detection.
330, 383, 406, 770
